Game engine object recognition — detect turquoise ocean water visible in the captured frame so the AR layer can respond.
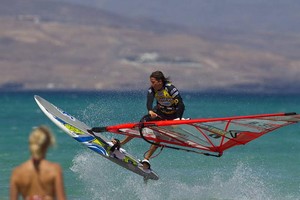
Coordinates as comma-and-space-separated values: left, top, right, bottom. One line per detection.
0, 91, 299, 200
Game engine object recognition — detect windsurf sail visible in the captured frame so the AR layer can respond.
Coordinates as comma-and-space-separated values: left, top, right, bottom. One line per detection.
91, 112, 300, 157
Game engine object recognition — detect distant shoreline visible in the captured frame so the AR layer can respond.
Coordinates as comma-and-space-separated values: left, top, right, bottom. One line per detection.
1, 89, 299, 96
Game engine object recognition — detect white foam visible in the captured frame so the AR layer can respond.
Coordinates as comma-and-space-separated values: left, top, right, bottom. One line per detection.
70, 154, 283, 200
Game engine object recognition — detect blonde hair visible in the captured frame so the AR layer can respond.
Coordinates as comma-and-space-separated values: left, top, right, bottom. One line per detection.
29, 126, 56, 159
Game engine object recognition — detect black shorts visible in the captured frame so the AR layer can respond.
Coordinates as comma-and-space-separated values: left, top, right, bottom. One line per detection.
140, 110, 178, 122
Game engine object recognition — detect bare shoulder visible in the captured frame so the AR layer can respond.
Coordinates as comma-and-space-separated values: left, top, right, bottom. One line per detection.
10, 160, 31, 185
42, 160, 63, 172
12, 160, 30, 174
47, 160, 62, 168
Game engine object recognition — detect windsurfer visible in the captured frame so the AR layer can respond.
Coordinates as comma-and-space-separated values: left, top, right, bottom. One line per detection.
121, 70, 185, 169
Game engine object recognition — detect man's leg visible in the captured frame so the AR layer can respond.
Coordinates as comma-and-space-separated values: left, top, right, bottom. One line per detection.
144, 144, 159, 160
120, 136, 133, 146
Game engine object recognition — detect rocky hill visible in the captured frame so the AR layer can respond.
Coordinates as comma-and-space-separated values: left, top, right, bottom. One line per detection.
1, 0, 299, 93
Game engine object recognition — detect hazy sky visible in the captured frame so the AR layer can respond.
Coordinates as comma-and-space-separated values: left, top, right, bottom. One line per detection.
54, 0, 300, 33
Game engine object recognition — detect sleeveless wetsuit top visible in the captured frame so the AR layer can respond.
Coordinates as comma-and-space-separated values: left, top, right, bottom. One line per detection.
147, 83, 185, 118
